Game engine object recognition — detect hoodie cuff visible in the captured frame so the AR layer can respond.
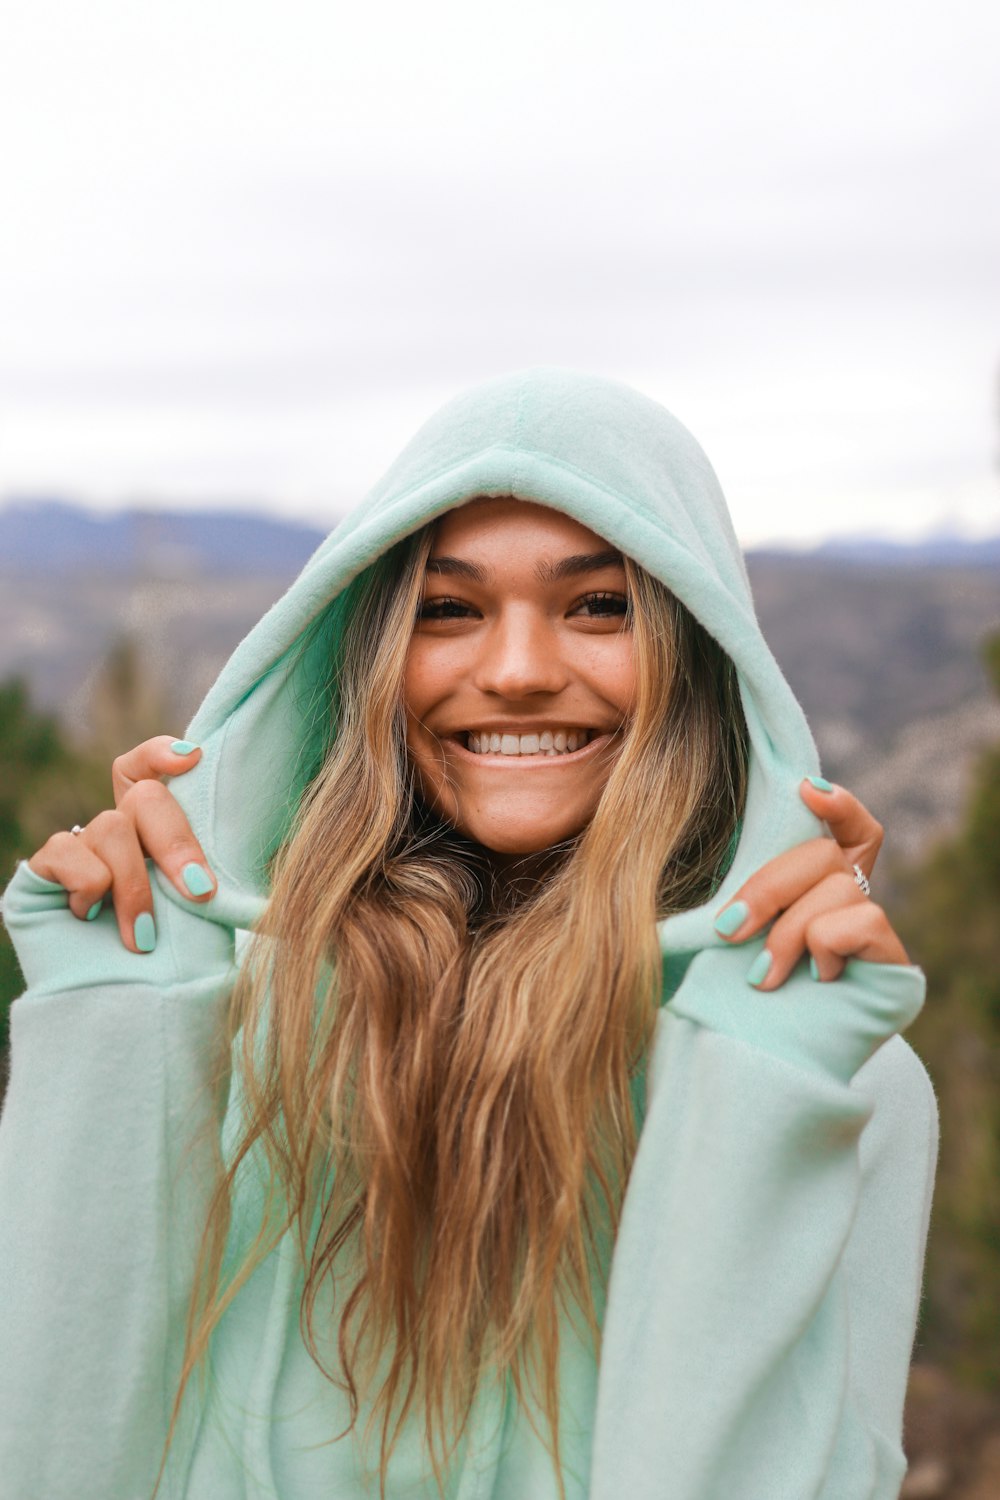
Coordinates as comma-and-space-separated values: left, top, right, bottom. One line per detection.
2, 859, 236, 997
667, 942, 926, 1086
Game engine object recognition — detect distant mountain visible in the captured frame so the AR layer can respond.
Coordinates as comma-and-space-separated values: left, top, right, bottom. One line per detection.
3, 498, 998, 573
754, 533, 1000, 567
0, 500, 330, 576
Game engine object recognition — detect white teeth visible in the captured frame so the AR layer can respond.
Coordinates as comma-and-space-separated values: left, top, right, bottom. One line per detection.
463, 730, 593, 757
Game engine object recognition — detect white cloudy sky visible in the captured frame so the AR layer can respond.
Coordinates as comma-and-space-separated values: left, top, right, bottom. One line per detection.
1, 0, 998, 546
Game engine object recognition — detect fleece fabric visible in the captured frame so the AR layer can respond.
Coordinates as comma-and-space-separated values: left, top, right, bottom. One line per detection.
0, 367, 938, 1500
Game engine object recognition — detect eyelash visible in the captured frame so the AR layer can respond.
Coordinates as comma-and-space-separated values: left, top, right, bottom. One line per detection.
417, 591, 630, 621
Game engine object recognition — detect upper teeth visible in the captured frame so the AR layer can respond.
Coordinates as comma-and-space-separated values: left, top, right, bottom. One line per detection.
466, 730, 593, 756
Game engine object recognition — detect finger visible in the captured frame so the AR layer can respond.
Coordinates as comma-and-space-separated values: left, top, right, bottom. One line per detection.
81, 809, 158, 953
119, 778, 217, 904
111, 735, 201, 806
798, 777, 884, 879
806, 902, 910, 980
714, 836, 847, 943
743, 870, 865, 990
27, 832, 114, 922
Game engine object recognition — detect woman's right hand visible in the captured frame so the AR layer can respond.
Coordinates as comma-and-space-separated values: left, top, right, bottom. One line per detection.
26, 737, 217, 956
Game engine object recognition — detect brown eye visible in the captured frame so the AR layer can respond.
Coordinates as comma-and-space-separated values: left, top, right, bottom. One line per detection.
575, 591, 629, 618
418, 596, 476, 621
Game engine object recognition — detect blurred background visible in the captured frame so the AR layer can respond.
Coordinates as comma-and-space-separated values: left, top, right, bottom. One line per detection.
1, 1, 998, 1492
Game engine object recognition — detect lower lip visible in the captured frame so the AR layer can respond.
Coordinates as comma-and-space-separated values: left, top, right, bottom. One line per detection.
446, 733, 615, 767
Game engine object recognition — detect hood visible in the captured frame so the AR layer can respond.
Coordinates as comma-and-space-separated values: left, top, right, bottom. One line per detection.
155, 366, 823, 957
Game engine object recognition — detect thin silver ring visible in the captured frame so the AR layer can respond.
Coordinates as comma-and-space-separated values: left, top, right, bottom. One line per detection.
852, 863, 871, 898
70, 825, 84, 836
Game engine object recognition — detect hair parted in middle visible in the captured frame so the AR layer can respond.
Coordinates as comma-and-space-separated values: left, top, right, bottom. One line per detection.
167, 502, 750, 1500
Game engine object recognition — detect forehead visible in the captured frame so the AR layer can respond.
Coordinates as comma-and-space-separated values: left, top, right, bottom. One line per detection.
429, 496, 613, 556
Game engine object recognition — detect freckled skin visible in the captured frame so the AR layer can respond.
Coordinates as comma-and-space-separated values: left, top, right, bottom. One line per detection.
402, 498, 637, 856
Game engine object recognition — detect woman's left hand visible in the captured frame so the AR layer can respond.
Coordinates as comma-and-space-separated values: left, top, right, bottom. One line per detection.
713, 777, 911, 989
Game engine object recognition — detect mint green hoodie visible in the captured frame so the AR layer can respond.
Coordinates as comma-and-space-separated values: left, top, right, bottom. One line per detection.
0, 368, 937, 1500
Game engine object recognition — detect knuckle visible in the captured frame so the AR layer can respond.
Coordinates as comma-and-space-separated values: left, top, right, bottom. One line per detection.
803, 912, 830, 948
161, 833, 199, 860
90, 807, 127, 837
116, 874, 153, 908
864, 900, 889, 931
123, 777, 168, 810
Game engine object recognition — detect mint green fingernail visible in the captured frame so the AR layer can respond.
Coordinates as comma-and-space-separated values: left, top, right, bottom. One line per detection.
714, 899, 749, 938
181, 862, 213, 897
747, 949, 772, 987
809, 955, 821, 981
85, 901, 102, 921
805, 775, 833, 793
134, 912, 156, 952
170, 739, 198, 755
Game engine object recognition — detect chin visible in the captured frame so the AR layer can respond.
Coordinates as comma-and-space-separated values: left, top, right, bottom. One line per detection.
459, 812, 590, 856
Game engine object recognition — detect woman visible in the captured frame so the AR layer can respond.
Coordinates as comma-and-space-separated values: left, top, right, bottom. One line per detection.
0, 368, 937, 1500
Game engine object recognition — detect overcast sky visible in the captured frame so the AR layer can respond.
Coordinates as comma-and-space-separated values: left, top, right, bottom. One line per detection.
1, 0, 998, 546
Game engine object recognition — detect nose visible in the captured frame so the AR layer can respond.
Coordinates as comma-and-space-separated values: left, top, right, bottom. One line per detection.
472, 605, 570, 701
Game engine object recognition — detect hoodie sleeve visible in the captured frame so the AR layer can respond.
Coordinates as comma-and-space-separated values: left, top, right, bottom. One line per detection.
590, 941, 937, 1500
0, 858, 236, 1500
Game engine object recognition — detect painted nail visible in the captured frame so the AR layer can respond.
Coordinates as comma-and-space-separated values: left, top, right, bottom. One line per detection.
170, 739, 198, 755
809, 955, 821, 981
134, 912, 157, 952
714, 899, 750, 938
746, 949, 773, 987
805, 775, 833, 793
85, 900, 102, 921
181, 862, 213, 897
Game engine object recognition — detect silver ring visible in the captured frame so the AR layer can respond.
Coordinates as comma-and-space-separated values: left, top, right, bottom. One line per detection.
852, 863, 871, 898
70, 825, 84, 836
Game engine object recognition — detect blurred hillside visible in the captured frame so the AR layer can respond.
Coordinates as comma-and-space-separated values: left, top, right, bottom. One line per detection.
2, 502, 998, 890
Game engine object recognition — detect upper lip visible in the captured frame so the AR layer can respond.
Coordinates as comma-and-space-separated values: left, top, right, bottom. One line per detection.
444, 723, 611, 736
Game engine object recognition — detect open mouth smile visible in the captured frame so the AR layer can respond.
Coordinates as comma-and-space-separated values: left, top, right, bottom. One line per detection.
448, 728, 614, 762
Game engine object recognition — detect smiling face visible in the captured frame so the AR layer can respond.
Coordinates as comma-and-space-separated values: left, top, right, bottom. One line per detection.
402, 497, 637, 856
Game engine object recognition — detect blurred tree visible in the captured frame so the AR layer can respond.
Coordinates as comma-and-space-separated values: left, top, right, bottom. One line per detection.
0, 631, 183, 1063
892, 628, 1000, 1391
0, 678, 74, 1053
80, 631, 184, 766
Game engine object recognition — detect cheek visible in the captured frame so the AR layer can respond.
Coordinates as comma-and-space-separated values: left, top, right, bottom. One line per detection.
616, 645, 638, 715
401, 650, 423, 724
402, 644, 439, 726
402, 639, 464, 722
584, 635, 637, 718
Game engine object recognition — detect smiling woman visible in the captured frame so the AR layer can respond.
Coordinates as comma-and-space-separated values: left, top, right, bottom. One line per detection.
0, 369, 937, 1500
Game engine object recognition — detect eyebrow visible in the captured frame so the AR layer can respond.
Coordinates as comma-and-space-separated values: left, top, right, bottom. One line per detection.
425, 549, 625, 585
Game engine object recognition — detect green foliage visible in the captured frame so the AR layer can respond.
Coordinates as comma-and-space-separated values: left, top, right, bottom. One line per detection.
0, 679, 74, 1050
0, 677, 71, 847
0, 634, 182, 1053
891, 627, 1000, 1390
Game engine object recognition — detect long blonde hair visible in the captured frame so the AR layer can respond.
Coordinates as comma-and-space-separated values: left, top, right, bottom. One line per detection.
167, 508, 749, 1496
